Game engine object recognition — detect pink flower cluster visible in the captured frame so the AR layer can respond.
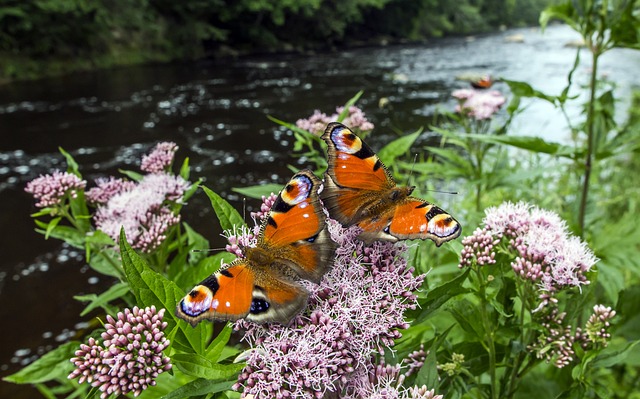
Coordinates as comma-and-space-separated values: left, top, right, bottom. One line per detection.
296, 106, 375, 135
93, 173, 189, 252
68, 306, 172, 398
229, 201, 430, 398
452, 89, 506, 120
86, 177, 137, 205
141, 142, 178, 173
530, 304, 615, 368
355, 358, 443, 399
25, 170, 86, 208
459, 202, 596, 294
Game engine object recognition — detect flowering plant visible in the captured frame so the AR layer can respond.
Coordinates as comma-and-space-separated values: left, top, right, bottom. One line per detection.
10, 143, 245, 398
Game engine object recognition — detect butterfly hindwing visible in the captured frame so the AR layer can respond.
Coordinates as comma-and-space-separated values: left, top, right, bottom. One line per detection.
321, 122, 461, 245
177, 169, 336, 326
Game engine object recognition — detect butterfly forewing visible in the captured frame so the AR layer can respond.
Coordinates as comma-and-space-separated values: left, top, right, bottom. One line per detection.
321, 122, 462, 246
322, 122, 394, 191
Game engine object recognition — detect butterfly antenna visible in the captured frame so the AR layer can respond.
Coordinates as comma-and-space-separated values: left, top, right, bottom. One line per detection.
404, 154, 419, 187
242, 197, 247, 224
191, 248, 225, 253
406, 154, 459, 195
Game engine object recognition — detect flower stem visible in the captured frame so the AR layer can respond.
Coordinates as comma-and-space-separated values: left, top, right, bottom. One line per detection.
475, 267, 499, 399
577, 48, 599, 238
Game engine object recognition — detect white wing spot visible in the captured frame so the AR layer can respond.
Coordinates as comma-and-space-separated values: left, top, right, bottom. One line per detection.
419, 224, 427, 232
303, 213, 309, 218
225, 301, 231, 308
212, 299, 219, 309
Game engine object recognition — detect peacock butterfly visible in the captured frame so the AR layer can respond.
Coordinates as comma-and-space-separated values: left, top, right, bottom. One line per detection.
320, 122, 461, 245
176, 169, 336, 326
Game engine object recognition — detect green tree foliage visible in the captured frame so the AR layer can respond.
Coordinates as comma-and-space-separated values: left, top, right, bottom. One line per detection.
0, 0, 556, 81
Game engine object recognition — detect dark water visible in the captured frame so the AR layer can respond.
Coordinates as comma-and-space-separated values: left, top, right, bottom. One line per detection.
1, 25, 639, 397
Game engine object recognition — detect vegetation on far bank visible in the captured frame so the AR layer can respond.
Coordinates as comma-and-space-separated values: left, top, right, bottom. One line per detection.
0, 0, 555, 82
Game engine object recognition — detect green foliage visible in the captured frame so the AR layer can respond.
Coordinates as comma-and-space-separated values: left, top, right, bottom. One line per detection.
1, 0, 558, 81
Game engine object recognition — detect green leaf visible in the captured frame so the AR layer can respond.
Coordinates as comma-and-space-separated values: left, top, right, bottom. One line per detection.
415, 325, 454, 387
160, 378, 234, 399
174, 252, 234, 291
539, 2, 579, 32
74, 282, 130, 317
118, 169, 143, 181
182, 179, 201, 203
464, 134, 577, 158
592, 340, 640, 368
377, 128, 422, 166
202, 186, 244, 230
448, 297, 485, 339
69, 190, 91, 231
119, 230, 212, 354
408, 268, 471, 322
267, 115, 324, 139
45, 216, 62, 239
179, 157, 191, 181
183, 223, 210, 265
34, 221, 85, 248
3, 341, 79, 384
206, 323, 233, 361
172, 353, 245, 380
232, 183, 283, 200
336, 90, 364, 122
502, 79, 558, 104
58, 147, 80, 177
87, 250, 124, 278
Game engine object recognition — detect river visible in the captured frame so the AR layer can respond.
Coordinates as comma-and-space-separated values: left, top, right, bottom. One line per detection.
0, 24, 638, 398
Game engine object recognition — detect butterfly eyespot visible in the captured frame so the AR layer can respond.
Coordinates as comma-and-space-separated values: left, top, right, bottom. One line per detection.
250, 298, 270, 314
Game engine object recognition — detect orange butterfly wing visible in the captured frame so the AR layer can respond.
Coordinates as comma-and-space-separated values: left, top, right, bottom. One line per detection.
177, 170, 336, 326
321, 122, 461, 245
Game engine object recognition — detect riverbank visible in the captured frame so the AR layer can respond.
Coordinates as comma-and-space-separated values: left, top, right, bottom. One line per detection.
0, 0, 552, 84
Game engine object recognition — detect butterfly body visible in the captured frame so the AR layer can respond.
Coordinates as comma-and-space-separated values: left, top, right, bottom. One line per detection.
321, 122, 461, 245
177, 170, 336, 326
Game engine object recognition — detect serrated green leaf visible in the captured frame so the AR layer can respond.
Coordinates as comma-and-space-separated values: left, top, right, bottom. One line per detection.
232, 184, 283, 200
377, 128, 422, 166
3, 341, 79, 384
174, 252, 234, 291
160, 378, 234, 399
119, 230, 212, 354
202, 186, 244, 231
75, 282, 130, 316
172, 353, 245, 380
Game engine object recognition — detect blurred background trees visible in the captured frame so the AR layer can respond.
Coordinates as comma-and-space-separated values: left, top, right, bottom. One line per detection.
0, 0, 554, 81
